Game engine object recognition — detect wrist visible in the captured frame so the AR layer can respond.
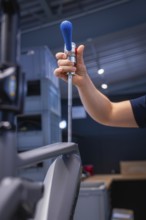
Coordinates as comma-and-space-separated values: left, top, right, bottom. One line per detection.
75, 72, 91, 89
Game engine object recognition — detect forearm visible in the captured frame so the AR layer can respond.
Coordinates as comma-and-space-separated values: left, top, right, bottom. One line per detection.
76, 74, 113, 125
76, 74, 138, 127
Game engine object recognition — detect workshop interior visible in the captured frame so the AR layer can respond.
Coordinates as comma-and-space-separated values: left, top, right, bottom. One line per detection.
0, 0, 146, 219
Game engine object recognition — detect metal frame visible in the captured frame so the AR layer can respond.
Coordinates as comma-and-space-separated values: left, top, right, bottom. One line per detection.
0, 136, 82, 220
0, 0, 82, 219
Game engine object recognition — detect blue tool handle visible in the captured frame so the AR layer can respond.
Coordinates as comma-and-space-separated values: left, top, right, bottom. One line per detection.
60, 20, 72, 51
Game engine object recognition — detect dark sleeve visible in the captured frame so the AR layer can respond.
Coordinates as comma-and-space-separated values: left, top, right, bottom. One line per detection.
130, 95, 146, 128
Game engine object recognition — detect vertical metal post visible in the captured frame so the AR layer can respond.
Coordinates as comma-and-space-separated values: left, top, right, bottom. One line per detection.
0, 130, 17, 181
66, 42, 76, 143
0, 0, 20, 65
68, 74, 73, 142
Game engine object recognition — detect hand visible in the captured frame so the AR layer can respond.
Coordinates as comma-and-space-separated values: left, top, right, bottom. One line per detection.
54, 45, 88, 87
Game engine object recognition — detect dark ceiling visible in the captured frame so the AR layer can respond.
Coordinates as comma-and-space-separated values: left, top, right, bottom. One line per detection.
19, 0, 130, 32
6, 0, 146, 98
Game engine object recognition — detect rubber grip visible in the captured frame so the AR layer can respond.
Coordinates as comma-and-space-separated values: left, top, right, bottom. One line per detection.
60, 20, 72, 51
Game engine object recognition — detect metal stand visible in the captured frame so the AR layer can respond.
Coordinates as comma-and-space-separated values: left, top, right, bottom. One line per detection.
0, 2, 81, 220
0, 141, 81, 220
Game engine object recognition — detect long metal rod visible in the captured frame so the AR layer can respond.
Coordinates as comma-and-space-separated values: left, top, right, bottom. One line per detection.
66, 42, 76, 142
68, 74, 73, 142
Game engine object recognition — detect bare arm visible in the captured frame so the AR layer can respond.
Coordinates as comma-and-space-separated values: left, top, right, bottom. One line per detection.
77, 73, 137, 127
54, 45, 138, 128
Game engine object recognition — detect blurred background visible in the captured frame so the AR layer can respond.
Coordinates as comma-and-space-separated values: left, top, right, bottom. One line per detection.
12, 0, 146, 174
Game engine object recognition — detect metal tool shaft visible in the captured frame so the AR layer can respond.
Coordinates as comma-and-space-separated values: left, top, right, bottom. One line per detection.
66, 42, 76, 142
68, 73, 73, 142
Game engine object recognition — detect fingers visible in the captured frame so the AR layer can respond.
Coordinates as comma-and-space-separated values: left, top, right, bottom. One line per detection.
54, 67, 68, 81
55, 44, 85, 65
57, 58, 75, 67
55, 52, 67, 59
55, 66, 76, 75
56, 58, 76, 73
56, 52, 74, 67
76, 45, 85, 65
55, 51, 76, 74
54, 66, 76, 80
54, 44, 85, 80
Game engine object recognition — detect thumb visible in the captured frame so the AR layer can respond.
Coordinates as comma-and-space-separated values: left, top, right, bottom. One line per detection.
76, 45, 85, 65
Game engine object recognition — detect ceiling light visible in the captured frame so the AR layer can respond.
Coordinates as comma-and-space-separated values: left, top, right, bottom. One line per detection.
97, 68, 104, 74
27, 50, 35, 55
101, 83, 108, 89
59, 120, 67, 129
